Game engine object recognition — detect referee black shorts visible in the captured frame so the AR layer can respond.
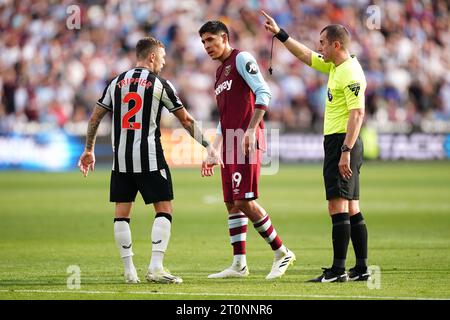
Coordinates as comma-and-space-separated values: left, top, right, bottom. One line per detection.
323, 133, 363, 201
110, 165, 174, 204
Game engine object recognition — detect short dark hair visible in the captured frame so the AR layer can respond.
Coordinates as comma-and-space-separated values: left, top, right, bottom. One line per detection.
198, 20, 230, 39
136, 37, 164, 60
320, 24, 350, 49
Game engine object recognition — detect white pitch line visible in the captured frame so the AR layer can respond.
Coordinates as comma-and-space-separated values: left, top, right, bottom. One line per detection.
0, 289, 448, 300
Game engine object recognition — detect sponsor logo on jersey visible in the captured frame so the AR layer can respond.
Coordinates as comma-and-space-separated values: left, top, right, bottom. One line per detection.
224, 65, 232, 76
215, 80, 233, 95
327, 88, 333, 102
348, 83, 361, 96
246, 61, 258, 74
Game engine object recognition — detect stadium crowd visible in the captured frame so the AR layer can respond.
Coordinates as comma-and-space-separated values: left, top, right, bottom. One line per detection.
1, 0, 449, 133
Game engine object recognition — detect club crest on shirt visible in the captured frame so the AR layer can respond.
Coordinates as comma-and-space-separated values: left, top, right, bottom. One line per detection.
327, 88, 333, 102
224, 65, 232, 76
348, 83, 361, 97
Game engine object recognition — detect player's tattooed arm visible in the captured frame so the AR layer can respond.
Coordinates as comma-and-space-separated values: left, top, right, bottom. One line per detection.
78, 105, 108, 177
185, 120, 210, 148
85, 105, 109, 151
173, 108, 209, 148
173, 108, 223, 172
212, 132, 223, 152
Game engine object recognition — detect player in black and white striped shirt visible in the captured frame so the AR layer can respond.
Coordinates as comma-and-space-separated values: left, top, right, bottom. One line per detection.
97, 61, 185, 173
78, 37, 219, 284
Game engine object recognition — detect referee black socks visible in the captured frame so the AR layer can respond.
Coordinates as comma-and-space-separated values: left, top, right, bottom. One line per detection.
350, 212, 368, 269
331, 212, 351, 272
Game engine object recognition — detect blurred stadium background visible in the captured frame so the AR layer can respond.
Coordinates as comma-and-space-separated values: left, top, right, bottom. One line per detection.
1, 0, 450, 300
1, 0, 450, 169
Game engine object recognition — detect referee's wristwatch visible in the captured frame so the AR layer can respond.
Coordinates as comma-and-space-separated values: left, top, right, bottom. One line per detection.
341, 144, 352, 152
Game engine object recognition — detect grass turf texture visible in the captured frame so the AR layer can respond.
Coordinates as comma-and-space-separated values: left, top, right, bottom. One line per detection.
0, 162, 449, 300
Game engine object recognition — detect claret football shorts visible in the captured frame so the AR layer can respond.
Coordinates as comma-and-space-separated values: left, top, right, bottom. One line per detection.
221, 148, 261, 202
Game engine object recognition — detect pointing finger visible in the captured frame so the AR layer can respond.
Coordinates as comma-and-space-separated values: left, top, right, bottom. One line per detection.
261, 10, 271, 19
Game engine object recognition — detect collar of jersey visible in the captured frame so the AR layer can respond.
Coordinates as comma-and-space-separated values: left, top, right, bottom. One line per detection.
221, 48, 236, 64
336, 55, 356, 69
135, 66, 154, 73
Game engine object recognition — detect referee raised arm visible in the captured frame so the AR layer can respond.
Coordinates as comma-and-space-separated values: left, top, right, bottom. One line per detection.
262, 11, 370, 283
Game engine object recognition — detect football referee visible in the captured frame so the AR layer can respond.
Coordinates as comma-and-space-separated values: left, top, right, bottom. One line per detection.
262, 11, 370, 283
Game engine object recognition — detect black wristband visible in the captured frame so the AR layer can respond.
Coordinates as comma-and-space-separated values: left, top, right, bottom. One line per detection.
202, 139, 209, 148
275, 28, 289, 42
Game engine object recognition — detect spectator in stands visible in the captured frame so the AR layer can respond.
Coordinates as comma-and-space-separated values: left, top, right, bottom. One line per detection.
1, 0, 449, 133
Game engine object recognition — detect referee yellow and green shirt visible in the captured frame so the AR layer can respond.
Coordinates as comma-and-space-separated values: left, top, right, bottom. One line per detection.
311, 52, 366, 135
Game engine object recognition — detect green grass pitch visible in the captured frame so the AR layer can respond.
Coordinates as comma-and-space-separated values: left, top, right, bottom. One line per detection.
0, 162, 449, 300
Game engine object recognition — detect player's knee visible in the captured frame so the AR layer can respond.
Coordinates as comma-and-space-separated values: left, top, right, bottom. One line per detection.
225, 201, 238, 213
153, 201, 172, 214
233, 200, 245, 211
234, 199, 254, 212
115, 202, 132, 217
349, 200, 360, 215
328, 198, 348, 214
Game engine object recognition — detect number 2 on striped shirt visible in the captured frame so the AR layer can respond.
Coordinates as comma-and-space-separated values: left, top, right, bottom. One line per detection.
122, 92, 142, 130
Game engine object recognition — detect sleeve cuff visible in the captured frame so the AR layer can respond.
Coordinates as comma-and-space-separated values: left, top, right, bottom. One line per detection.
255, 104, 268, 111
168, 105, 184, 113
96, 101, 112, 111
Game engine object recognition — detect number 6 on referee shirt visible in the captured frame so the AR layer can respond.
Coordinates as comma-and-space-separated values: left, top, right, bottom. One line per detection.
122, 92, 142, 130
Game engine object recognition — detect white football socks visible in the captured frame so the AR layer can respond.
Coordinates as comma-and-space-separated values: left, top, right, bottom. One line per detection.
149, 214, 172, 273
274, 244, 288, 259
233, 254, 247, 268
114, 219, 136, 273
